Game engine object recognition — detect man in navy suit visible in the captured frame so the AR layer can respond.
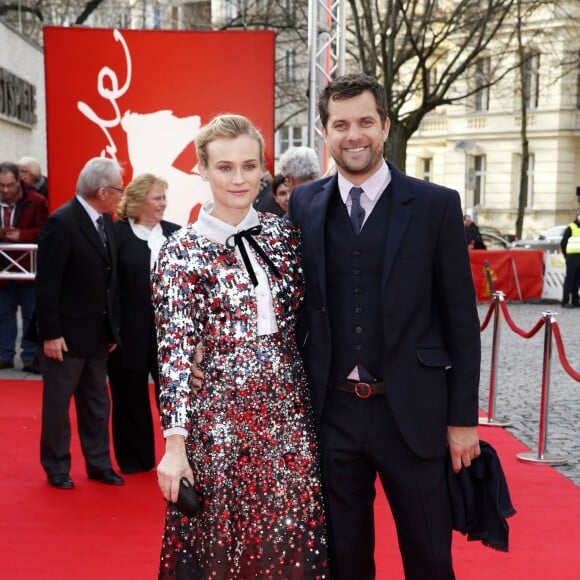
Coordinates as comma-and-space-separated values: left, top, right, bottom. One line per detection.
36, 157, 126, 489
288, 73, 481, 579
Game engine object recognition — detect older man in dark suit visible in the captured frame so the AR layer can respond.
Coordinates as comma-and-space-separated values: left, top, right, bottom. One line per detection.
36, 157, 125, 489
288, 74, 481, 579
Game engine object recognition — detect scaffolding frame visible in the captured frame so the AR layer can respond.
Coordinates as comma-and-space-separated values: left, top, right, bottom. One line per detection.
307, 0, 345, 173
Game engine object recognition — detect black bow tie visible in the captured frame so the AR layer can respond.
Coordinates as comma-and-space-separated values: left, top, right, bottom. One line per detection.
226, 225, 281, 286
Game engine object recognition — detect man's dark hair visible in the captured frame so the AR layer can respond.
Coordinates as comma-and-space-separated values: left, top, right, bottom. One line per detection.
0, 162, 19, 180
318, 73, 388, 129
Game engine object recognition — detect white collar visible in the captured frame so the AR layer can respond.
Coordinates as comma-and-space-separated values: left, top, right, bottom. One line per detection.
76, 194, 101, 223
338, 161, 391, 203
194, 202, 260, 245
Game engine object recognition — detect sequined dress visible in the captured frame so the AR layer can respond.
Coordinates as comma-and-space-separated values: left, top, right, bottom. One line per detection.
152, 210, 328, 579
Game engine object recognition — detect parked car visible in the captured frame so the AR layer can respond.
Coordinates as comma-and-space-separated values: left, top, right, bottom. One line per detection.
479, 226, 516, 243
480, 231, 512, 249
511, 225, 567, 252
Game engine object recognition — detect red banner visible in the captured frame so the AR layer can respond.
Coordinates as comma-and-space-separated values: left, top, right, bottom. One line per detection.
469, 249, 545, 302
43, 27, 275, 225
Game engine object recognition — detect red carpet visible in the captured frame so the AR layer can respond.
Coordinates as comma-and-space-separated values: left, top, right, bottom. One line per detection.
1, 378, 579, 579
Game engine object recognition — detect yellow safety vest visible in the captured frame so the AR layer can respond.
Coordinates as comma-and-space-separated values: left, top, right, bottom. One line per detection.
566, 222, 580, 254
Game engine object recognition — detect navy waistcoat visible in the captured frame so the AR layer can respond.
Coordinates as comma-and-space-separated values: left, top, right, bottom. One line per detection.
325, 185, 391, 381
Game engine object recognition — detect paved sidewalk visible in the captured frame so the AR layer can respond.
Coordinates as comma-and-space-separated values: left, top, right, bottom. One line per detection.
2, 300, 578, 486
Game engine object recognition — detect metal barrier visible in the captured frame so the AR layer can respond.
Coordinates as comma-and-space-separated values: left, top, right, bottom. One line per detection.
480, 293, 578, 466
517, 312, 567, 466
478, 292, 511, 427
0, 243, 37, 281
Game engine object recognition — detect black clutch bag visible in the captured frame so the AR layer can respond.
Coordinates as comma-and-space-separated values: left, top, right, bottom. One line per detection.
174, 477, 201, 517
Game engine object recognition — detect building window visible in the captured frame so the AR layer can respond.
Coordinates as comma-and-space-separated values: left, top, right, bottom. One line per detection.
516, 153, 535, 208
474, 57, 490, 112
117, 10, 130, 28
226, 0, 245, 20
284, 50, 297, 82
467, 154, 486, 206
523, 52, 540, 111
181, 1, 212, 29
421, 158, 433, 182
283, 0, 297, 20
577, 50, 580, 109
275, 126, 307, 157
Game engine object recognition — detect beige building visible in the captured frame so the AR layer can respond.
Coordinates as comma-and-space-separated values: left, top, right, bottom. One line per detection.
406, 4, 580, 239
0, 19, 46, 170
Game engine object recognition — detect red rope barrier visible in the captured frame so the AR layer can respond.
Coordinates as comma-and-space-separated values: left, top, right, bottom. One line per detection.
551, 322, 580, 382
499, 301, 545, 338
479, 300, 495, 332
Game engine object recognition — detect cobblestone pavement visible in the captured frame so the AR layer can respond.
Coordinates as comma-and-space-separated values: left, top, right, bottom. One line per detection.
2, 300, 579, 486
478, 300, 580, 486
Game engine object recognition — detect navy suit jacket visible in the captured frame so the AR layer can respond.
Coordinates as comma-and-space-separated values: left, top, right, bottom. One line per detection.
288, 163, 481, 459
36, 197, 121, 357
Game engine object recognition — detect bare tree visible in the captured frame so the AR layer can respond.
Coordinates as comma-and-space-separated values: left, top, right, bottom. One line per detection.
343, 0, 523, 169
0, 0, 108, 43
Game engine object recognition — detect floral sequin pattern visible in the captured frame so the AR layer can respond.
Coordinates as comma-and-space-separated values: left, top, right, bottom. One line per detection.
153, 215, 328, 578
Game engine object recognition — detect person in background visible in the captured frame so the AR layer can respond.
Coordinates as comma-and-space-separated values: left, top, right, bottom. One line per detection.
0, 162, 48, 371
271, 173, 291, 215
36, 157, 125, 490
464, 214, 487, 250
278, 145, 321, 192
17, 156, 48, 198
560, 209, 580, 308
252, 169, 283, 215
152, 113, 328, 577
107, 173, 181, 474
288, 73, 481, 579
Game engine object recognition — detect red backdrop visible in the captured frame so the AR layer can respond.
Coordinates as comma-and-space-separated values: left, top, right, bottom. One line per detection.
43, 27, 275, 225
469, 249, 545, 302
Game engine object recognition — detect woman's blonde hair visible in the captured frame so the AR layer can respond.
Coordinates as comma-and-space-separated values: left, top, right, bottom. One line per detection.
116, 173, 168, 221
195, 114, 265, 168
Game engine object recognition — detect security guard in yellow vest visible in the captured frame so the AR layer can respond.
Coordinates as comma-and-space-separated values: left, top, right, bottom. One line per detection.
561, 210, 580, 308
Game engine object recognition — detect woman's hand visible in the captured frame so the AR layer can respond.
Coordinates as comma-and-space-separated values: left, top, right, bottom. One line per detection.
157, 435, 194, 502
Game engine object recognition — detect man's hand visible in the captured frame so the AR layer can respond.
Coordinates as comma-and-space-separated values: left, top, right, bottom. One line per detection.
447, 425, 480, 473
4, 227, 20, 241
190, 342, 205, 391
43, 337, 68, 362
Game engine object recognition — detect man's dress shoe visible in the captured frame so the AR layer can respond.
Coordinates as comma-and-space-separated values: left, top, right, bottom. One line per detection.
88, 469, 125, 486
48, 474, 74, 489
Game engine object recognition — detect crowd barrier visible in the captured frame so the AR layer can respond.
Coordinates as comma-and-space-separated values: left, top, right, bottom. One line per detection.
0, 243, 37, 280
479, 291, 580, 466
469, 249, 545, 302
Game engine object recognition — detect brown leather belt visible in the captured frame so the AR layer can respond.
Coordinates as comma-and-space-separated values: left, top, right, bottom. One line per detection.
330, 380, 385, 399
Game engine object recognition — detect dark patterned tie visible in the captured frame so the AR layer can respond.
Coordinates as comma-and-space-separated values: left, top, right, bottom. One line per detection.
96, 215, 108, 248
349, 186, 365, 234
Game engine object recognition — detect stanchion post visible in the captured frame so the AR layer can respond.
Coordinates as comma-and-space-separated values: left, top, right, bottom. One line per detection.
517, 312, 567, 465
479, 291, 511, 427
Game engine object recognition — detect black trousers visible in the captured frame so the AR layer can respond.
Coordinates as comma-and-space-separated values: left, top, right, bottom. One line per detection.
40, 345, 113, 477
319, 389, 454, 580
562, 254, 580, 305
107, 365, 158, 474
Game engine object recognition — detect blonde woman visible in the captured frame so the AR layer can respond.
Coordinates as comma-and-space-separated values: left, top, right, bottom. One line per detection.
153, 115, 328, 578
108, 174, 180, 474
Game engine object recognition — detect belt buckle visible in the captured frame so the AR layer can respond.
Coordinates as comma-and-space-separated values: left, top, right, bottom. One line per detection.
354, 382, 371, 399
